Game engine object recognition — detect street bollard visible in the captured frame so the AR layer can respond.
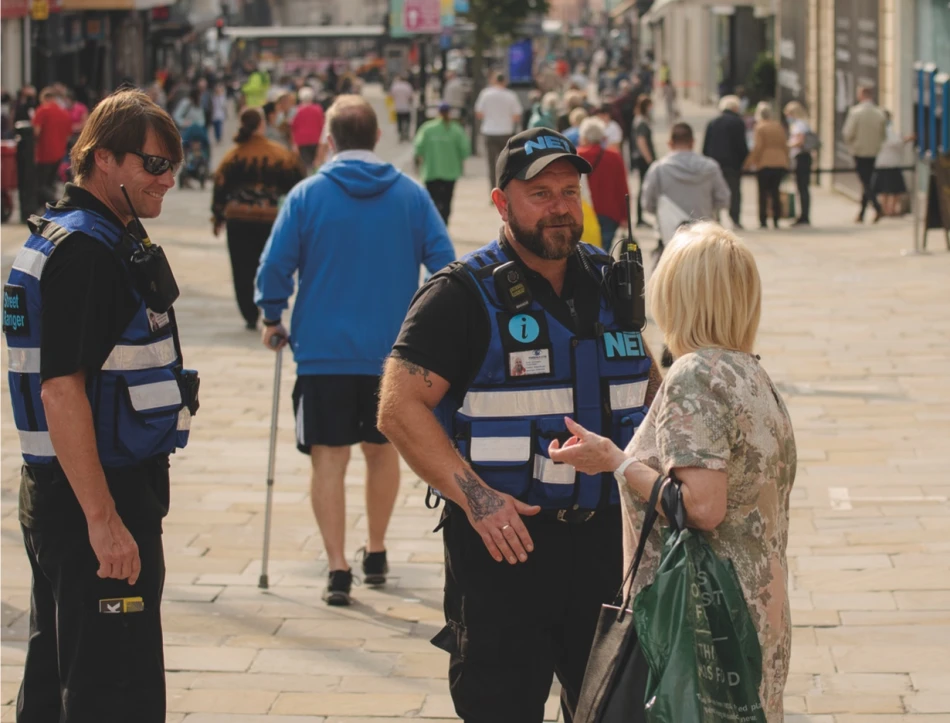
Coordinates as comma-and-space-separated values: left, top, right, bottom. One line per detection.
14, 121, 38, 223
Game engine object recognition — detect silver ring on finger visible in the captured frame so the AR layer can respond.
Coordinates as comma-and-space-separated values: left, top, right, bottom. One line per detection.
501, 524, 512, 531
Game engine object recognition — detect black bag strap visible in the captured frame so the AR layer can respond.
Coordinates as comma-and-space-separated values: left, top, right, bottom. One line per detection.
611, 474, 666, 617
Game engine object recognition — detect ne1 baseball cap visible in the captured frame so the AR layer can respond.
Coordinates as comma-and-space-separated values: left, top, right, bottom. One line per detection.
495, 128, 593, 190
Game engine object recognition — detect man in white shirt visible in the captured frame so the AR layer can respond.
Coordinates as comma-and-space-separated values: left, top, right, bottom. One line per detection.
474, 73, 524, 191
390, 75, 415, 142
443, 71, 468, 124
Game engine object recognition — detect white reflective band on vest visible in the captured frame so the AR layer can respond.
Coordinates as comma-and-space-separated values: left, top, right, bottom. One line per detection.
102, 338, 178, 371
533, 454, 575, 485
8, 347, 40, 374
609, 380, 648, 410
19, 430, 55, 457
128, 380, 182, 411
461, 386, 574, 418
470, 437, 531, 463
12, 247, 49, 279
178, 408, 191, 431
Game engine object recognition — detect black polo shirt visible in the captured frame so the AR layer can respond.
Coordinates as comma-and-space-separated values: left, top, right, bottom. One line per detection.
39, 184, 139, 382
391, 233, 604, 406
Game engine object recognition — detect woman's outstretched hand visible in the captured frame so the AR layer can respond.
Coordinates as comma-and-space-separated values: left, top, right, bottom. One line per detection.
548, 417, 628, 475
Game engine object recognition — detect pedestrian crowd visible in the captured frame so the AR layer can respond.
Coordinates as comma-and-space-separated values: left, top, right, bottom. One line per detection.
0, 44, 918, 723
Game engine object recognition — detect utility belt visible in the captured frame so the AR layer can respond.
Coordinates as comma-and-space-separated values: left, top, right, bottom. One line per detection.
537, 506, 605, 525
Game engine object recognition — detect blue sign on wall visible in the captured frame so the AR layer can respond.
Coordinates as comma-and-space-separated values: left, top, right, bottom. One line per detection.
508, 38, 533, 85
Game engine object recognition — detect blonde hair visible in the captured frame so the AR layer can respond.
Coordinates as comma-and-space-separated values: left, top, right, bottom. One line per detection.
783, 101, 808, 121
754, 101, 772, 122
649, 222, 761, 359
568, 107, 588, 128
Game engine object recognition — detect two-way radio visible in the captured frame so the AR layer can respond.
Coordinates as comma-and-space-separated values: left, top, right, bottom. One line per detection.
120, 184, 180, 313
609, 194, 646, 330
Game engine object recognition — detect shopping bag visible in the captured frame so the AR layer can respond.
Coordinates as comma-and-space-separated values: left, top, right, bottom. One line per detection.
580, 175, 602, 248
574, 476, 666, 723
633, 480, 767, 723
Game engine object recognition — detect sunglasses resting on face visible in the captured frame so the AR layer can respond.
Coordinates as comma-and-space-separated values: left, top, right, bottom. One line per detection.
129, 150, 179, 176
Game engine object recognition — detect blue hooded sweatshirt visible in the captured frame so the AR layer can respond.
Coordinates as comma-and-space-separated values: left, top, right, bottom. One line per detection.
255, 151, 456, 375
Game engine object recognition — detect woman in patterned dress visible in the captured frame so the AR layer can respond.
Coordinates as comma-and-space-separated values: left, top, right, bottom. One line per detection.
549, 222, 796, 723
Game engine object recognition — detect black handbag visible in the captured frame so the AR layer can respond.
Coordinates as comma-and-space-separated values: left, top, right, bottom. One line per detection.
574, 475, 667, 723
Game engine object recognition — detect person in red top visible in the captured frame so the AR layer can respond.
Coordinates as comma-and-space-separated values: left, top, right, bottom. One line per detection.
32, 87, 73, 205
291, 86, 325, 171
576, 116, 630, 247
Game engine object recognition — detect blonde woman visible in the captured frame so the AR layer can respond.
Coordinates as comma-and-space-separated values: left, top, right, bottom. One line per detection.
548, 223, 796, 723
744, 102, 790, 229
784, 101, 812, 226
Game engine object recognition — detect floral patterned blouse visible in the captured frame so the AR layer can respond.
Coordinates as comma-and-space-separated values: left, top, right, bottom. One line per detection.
621, 348, 797, 723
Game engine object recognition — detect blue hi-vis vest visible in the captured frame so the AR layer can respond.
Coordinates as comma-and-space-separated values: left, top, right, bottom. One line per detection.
3, 207, 191, 467
435, 240, 652, 511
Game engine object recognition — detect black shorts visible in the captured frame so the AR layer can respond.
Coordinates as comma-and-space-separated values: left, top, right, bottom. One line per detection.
292, 374, 388, 451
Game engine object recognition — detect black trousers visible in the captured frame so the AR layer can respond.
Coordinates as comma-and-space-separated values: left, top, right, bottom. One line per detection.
433, 503, 623, 723
226, 219, 273, 327
36, 163, 59, 207
17, 473, 167, 721
634, 159, 652, 224
757, 167, 784, 227
855, 156, 882, 217
721, 166, 742, 225
794, 152, 812, 223
426, 179, 456, 224
396, 111, 412, 141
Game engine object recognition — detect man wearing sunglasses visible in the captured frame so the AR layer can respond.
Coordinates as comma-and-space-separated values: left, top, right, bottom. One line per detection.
3, 90, 186, 722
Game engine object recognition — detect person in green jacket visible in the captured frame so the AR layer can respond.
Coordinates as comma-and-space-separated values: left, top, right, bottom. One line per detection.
241, 61, 270, 110
413, 102, 471, 225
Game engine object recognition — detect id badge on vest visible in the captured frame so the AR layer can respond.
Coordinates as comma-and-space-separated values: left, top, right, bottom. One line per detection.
146, 307, 171, 335
498, 311, 554, 380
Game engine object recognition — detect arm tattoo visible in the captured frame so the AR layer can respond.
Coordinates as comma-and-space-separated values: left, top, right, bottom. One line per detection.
454, 468, 505, 521
396, 358, 433, 388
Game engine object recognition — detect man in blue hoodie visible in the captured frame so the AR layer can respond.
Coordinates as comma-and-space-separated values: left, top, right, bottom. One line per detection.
255, 95, 455, 605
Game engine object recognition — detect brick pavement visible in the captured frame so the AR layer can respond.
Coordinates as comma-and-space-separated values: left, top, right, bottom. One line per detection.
1, 89, 949, 722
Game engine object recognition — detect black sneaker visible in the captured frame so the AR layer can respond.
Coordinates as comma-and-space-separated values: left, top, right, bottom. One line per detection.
359, 548, 389, 587
323, 569, 353, 606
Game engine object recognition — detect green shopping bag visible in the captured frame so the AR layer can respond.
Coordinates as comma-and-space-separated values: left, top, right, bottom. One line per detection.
633, 481, 766, 723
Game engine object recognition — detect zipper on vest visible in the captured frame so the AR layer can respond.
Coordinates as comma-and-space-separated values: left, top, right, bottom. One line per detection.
20, 374, 38, 431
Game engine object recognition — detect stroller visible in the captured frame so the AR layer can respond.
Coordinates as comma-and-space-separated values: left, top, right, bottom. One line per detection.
179, 124, 210, 189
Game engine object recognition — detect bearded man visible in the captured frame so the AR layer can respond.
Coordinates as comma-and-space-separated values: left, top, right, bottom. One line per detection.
377, 128, 663, 723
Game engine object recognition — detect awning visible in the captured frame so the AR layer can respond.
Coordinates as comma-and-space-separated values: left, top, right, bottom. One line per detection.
642, 0, 679, 23
609, 0, 654, 20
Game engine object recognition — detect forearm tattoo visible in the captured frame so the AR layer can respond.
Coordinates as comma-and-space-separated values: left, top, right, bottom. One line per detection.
454, 468, 505, 521
397, 358, 433, 388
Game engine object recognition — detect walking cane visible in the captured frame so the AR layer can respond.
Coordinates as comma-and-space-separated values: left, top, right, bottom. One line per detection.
259, 336, 284, 590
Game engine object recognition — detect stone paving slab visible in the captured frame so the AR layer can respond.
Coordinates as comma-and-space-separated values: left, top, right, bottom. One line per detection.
1, 92, 949, 721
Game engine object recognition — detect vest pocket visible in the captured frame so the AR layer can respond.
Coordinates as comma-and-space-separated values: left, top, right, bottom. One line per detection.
606, 378, 649, 450
114, 374, 183, 461
530, 417, 576, 507
466, 419, 532, 500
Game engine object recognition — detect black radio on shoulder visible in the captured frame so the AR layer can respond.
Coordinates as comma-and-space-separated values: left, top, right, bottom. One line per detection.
120, 185, 180, 313
609, 195, 646, 330
493, 260, 534, 314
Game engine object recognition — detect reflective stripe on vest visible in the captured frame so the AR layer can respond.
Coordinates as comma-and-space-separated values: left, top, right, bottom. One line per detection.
4, 208, 190, 467
435, 239, 652, 511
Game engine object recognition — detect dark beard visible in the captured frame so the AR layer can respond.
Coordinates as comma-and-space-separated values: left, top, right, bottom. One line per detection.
507, 203, 583, 260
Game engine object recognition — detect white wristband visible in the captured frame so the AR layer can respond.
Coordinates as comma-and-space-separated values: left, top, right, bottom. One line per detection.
613, 456, 638, 486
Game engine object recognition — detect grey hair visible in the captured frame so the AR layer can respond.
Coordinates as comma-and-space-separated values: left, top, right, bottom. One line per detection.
719, 95, 741, 113
579, 116, 606, 145
298, 86, 315, 104
754, 101, 772, 122
541, 92, 560, 113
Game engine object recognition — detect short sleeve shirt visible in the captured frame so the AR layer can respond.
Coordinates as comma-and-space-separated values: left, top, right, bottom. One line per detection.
475, 87, 523, 136
622, 348, 797, 723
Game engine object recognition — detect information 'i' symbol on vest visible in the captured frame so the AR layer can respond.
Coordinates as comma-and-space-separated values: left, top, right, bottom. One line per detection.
508, 314, 539, 344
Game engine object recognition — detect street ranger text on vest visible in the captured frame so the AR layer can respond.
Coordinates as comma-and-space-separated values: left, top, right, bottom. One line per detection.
3, 90, 195, 722
378, 128, 663, 723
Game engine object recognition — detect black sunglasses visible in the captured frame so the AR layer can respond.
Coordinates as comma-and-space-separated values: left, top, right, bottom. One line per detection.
130, 150, 178, 176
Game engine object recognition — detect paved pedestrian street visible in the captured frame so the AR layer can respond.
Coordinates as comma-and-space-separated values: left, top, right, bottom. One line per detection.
1, 92, 949, 722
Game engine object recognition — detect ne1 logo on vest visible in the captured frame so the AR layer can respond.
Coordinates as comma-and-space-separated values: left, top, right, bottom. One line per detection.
603, 331, 645, 359
524, 135, 572, 155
